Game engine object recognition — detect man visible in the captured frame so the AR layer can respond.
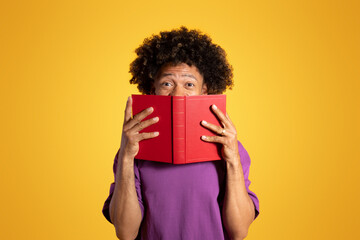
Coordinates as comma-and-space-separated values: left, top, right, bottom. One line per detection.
103, 26, 259, 240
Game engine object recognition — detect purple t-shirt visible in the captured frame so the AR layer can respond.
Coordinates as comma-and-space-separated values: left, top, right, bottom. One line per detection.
103, 141, 259, 240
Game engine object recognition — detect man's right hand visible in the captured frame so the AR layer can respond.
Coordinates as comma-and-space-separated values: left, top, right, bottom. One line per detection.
119, 96, 159, 159
110, 96, 159, 239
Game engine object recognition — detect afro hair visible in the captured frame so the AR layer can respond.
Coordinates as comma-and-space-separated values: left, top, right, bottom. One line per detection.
129, 26, 234, 95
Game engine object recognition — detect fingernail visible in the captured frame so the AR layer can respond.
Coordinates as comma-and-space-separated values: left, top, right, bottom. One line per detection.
212, 104, 217, 110
202, 120, 207, 125
153, 117, 159, 121
201, 135, 207, 140
148, 107, 154, 112
154, 132, 159, 136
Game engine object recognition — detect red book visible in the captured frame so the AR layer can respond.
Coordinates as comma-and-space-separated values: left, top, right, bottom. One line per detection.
132, 94, 226, 164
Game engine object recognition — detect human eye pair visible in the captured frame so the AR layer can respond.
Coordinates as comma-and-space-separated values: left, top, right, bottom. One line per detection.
160, 81, 195, 88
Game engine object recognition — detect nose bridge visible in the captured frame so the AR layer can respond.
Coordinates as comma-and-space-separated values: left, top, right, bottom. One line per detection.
170, 84, 184, 96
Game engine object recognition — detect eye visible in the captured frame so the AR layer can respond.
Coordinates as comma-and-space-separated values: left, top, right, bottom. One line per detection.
186, 82, 195, 87
161, 82, 173, 87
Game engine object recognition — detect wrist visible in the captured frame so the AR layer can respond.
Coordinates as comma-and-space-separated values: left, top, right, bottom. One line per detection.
225, 155, 241, 169
118, 147, 136, 163
116, 151, 135, 175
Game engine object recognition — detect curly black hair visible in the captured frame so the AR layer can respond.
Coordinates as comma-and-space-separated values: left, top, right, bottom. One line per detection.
129, 26, 234, 95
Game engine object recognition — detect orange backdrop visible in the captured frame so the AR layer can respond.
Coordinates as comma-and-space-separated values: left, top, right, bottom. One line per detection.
1, 0, 359, 239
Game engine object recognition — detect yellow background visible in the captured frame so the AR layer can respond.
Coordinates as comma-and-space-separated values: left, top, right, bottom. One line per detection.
1, 0, 359, 239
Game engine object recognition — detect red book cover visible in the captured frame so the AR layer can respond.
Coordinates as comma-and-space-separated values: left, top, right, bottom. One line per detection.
132, 94, 226, 164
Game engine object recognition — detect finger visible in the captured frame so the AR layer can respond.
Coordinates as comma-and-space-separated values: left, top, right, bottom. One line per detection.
226, 112, 234, 125
134, 131, 160, 141
131, 116, 159, 133
201, 120, 227, 135
212, 104, 229, 128
201, 135, 226, 145
125, 107, 154, 131
225, 112, 237, 134
124, 96, 132, 122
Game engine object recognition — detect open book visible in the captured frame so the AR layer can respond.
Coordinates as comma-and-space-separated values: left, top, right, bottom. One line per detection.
132, 94, 226, 164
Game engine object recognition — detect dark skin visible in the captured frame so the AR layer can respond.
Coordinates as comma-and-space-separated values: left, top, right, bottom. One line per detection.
110, 63, 255, 240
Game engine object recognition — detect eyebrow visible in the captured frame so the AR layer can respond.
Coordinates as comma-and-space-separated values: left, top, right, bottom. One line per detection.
160, 73, 198, 81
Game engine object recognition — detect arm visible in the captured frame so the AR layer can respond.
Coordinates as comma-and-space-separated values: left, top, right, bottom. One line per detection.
109, 152, 142, 240
222, 156, 255, 239
109, 97, 159, 240
201, 105, 255, 240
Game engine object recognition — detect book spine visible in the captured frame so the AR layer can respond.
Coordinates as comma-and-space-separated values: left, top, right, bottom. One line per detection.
172, 96, 186, 164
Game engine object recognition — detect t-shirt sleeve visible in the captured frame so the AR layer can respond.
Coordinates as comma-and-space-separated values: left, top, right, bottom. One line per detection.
134, 159, 145, 217
102, 150, 144, 223
238, 141, 260, 219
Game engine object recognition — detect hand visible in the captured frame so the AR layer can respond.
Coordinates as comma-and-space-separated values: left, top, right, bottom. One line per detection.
201, 104, 240, 165
119, 97, 159, 159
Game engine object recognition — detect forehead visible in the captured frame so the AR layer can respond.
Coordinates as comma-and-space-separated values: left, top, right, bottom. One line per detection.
156, 63, 202, 79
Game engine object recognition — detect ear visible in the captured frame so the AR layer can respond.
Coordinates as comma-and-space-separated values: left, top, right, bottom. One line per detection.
201, 83, 208, 95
